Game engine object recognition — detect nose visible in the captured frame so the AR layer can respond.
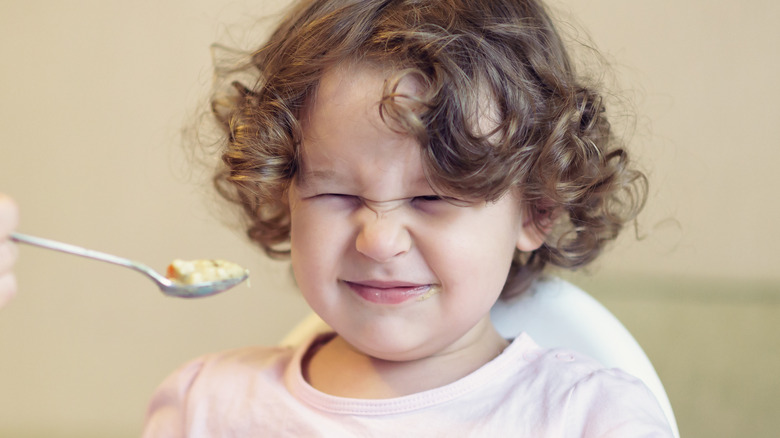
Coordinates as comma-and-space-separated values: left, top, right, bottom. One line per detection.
355, 205, 411, 262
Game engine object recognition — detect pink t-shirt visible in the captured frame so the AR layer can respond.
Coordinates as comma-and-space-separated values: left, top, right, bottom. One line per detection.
142, 333, 673, 437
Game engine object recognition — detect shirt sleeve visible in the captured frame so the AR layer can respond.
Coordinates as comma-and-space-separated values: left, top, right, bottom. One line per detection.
141, 358, 206, 438
563, 367, 675, 438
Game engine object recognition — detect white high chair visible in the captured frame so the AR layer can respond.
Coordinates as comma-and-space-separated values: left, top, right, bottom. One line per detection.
280, 276, 679, 438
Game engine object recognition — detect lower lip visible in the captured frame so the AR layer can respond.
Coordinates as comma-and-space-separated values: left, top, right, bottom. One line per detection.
346, 282, 434, 305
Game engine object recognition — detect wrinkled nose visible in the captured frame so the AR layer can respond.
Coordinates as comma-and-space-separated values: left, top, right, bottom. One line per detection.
355, 207, 411, 262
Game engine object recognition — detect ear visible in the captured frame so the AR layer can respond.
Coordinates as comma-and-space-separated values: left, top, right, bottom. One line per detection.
516, 207, 555, 252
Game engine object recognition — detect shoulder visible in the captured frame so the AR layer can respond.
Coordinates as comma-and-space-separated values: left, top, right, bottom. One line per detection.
514, 334, 650, 397
557, 361, 675, 437
527, 346, 657, 405
141, 345, 295, 437
161, 344, 295, 395
503, 336, 674, 436
504, 333, 609, 384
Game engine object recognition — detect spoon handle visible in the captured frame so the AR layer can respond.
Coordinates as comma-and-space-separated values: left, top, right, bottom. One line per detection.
10, 232, 167, 283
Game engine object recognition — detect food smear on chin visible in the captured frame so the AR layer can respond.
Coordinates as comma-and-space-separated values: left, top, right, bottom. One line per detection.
166, 259, 248, 285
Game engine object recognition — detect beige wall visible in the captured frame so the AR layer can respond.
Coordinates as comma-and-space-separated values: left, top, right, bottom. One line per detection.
556, 1, 780, 283
1, 1, 777, 437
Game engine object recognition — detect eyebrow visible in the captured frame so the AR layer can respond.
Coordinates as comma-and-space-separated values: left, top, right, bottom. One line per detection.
296, 164, 437, 197
295, 169, 346, 189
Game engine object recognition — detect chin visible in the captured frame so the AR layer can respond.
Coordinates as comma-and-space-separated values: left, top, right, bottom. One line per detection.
341, 329, 450, 362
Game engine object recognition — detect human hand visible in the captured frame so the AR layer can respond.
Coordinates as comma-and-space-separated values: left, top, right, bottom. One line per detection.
0, 193, 19, 307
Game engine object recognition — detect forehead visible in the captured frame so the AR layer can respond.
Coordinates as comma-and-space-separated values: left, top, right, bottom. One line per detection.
302, 63, 388, 143
296, 63, 431, 195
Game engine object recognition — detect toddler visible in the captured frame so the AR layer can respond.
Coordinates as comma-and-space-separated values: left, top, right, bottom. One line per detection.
143, 0, 672, 436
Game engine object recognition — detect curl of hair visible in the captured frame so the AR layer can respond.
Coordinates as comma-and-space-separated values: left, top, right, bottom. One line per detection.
209, 0, 648, 296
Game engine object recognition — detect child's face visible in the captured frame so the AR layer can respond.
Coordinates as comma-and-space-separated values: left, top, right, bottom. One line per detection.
288, 63, 543, 362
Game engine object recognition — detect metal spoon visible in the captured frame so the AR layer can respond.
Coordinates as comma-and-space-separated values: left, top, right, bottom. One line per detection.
10, 232, 248, 298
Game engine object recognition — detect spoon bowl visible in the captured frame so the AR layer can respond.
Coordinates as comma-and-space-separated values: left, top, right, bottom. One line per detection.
10, 232, 248, 298
156, 275, 248, 298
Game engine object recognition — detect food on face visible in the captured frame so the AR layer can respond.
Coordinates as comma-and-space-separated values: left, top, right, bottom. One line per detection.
416, 285, 441, 301
166, 259, 248, 285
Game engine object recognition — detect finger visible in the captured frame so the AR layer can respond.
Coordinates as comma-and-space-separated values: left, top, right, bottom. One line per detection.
0, 273, 17, 308
0, 240, 18, 272
0, 194, 19, 236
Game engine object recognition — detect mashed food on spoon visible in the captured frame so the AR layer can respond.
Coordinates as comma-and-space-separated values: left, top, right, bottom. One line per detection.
166, 259, 248, 285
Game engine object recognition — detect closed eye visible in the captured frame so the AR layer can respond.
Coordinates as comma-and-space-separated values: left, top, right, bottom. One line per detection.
321, 193, 361, 202
320, 193, 354, 199
413, 195, 444, 202
411, 195, 468, 213
412, 195, 474, 210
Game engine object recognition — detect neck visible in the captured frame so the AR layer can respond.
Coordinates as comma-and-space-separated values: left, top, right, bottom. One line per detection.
304, 318, 509, 399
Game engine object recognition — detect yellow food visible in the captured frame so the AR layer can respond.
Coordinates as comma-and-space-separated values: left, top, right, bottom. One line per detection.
416, 285, 441, 302
166, 259, 247, 285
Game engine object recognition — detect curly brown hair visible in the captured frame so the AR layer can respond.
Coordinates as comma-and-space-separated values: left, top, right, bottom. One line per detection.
210, 0, 647, 297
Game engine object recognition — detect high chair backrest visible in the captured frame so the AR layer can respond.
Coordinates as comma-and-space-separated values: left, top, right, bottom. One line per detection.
490, 276, 679, 438
280, 276, 679, 438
